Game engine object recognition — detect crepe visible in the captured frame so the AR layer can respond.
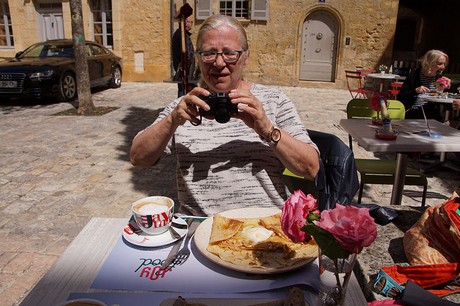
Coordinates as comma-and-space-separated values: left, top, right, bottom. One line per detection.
207, 213, 318, 269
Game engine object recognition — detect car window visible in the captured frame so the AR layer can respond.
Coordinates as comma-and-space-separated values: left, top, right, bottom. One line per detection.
47, 45, 73, 57
86, 44, 92, 57
90, 44, 107, 56
20, 44, 46, 58
19, 43, 74, 58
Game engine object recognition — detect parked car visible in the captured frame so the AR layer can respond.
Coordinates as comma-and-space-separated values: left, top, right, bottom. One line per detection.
0, 39, 122, 102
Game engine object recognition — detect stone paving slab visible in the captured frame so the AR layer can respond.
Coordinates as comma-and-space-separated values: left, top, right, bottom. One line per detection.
0, 82, 459, 305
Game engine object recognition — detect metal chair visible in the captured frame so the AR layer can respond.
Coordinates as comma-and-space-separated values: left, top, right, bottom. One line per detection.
346, 99, 427, 206
345, 70, 374, 99
388, 81, 403, 99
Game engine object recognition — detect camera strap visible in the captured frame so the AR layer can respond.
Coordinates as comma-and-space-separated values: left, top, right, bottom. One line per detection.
191, 115, 202, 126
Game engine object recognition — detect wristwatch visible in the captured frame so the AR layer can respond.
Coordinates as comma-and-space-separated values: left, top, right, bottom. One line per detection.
268, 126, 282, 146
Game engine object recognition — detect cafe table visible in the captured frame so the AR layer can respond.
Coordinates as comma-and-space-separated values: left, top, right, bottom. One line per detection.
417, 93, 457, 122
415, 93, 459, 166
19, 217, 368, 306
366, 73, 401, 92
340, 118, 460, 205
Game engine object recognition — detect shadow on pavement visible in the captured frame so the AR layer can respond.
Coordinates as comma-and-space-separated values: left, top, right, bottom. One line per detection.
119, 106, 178, 204
0, 85, 114, 114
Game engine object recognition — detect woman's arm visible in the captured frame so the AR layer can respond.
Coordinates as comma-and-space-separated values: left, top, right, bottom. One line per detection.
130, 113, 179, 167
130, 88, 211, 167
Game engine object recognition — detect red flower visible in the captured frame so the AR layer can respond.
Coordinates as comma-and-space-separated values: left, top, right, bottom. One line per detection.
370, 92, 389, 112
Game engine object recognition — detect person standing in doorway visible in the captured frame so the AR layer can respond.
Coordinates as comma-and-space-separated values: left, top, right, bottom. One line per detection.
172, 15, 197, 97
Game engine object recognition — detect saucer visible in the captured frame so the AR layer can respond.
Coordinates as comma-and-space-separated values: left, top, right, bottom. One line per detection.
122, 215, 188, 247
375, 129, 397, 140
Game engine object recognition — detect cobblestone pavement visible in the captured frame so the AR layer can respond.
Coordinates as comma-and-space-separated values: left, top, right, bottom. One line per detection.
1, 82, 459, 305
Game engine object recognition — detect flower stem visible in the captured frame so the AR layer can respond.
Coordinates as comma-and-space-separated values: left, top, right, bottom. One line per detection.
333, 258, 343, 297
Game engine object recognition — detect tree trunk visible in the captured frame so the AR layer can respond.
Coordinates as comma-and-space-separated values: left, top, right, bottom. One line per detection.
69, 0, 95, 115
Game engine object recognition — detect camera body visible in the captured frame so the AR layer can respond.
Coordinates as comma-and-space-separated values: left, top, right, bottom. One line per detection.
199, 92, 238, 123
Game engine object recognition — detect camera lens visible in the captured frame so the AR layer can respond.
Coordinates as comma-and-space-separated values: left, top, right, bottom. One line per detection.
214, 104, 231, 123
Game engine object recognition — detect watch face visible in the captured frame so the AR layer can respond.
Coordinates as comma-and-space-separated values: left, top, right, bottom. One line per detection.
271, 127, 282, 142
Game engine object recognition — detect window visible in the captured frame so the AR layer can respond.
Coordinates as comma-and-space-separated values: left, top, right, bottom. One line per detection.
91, 0, 113, 48
196, 0, 268, 21
0, 0, 14, 48
220, 0, 249, 19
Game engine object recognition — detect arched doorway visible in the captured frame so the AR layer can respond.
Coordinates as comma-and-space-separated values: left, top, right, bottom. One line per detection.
299, 11, 338, 82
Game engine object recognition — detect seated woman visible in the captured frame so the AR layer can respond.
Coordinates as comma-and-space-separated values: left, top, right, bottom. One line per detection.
130, 15, 320, 216
397, 50, 451, 122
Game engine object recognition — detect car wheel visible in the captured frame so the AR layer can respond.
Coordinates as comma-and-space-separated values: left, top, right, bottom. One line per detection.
109, 66, 122, 88
58, 72, 77, 101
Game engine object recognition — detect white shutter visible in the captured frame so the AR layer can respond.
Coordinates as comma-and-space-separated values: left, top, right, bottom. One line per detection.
251, 0, 269, 21
196, 0, 213, 20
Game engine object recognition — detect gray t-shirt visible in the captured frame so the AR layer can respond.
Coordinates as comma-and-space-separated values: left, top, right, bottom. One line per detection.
145, 83, 317, 216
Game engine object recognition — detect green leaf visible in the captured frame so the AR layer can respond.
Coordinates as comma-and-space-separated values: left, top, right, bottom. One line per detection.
303, 224, 350, 260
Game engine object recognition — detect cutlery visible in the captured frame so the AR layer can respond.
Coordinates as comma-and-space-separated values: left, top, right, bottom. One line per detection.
161, 219, 193, 269
173, 213, 208, 221
169, 219, 200, 267
169, 215, 187, 239
169, 225, 181, 239
160, 219, 200, 269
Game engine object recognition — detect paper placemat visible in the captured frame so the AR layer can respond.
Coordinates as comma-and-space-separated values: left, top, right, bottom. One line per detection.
91, 235, 320, 293
68, 291, 319, 306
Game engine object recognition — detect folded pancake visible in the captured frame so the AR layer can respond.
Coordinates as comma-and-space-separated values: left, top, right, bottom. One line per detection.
207, 213, 318, 269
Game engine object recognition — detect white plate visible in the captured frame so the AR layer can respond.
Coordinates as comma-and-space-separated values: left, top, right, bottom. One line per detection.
194, 207, 317, 274
122, 216, 188, 247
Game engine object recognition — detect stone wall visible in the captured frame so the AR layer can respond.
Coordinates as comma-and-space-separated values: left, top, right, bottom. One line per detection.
0, 0, 400, 90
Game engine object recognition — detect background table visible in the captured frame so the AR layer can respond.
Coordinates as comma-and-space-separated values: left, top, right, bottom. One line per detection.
367, 73, 401, 92
19, 217, 368, 306
417, 93, 455, 122
340, 119, 460, 205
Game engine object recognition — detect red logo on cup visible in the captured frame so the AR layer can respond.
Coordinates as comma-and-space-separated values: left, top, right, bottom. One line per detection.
140, 211, 170, 228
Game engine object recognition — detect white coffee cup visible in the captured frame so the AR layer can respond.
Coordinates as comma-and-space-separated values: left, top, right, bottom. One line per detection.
131, 196, 174, 235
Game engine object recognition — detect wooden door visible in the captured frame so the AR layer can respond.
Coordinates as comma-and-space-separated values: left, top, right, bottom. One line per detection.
38, 2, 64, 41
300, 11, 338, 81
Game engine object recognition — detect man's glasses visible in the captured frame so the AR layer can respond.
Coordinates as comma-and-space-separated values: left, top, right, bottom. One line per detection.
197, 50, 245, 63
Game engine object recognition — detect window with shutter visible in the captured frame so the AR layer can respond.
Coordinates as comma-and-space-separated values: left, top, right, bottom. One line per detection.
91, 0, 113, 48
196, 0, 213, 20
251, 0, 268, 21
220, 0, 249, 19
196, 0, 268, 21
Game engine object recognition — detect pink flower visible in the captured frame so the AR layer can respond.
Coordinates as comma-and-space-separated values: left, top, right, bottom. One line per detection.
317, 204, 377, 254
434, 77, 450, 91
280, 190, 319, 243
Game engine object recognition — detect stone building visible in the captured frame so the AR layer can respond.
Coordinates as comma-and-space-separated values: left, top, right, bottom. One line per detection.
0, 0, 458, 90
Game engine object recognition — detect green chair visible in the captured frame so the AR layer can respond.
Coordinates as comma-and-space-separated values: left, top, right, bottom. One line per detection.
346, 99, 427, 206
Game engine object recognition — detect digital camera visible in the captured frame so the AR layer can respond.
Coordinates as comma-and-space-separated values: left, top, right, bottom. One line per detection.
199, 92, 238, 123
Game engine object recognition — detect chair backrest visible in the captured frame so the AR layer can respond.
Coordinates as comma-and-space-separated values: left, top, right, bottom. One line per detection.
346, 98, 406, 120
345, 70, 365, 97
360, 69, 376, 77
346, 98, 377, 119
388, 82, 403, 98
345, 70, 363, 84
307, 129, 359, 211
